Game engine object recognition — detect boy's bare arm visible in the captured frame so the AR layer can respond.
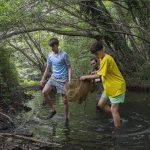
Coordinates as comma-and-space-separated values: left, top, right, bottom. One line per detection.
91, 71, 97, 75
40, 65, 50, 87
68, 65, 72, 83
80, 74, 100, 80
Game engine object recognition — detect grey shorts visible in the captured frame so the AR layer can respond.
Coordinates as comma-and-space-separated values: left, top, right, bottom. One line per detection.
46, 76, 68, 95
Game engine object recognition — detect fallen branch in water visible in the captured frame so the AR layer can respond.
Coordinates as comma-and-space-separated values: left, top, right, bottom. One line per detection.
0, 112, 14, 124
0, 133, 61, 147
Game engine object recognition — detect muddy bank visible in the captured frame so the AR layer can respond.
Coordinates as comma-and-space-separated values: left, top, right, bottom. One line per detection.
0, 133, 61, 150
0, 88, 34, 149
127, 84, 150, 92
126, 79, 150, 92
0, 86, 62, 150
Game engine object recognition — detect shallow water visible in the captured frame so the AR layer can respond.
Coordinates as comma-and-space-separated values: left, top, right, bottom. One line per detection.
15, 91, 150, 150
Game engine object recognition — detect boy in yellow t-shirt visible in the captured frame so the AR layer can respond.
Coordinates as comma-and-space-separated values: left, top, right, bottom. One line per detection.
80, 41, 126, 128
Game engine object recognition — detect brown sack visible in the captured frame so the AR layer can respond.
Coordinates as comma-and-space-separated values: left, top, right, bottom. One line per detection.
64, 80, 95, 104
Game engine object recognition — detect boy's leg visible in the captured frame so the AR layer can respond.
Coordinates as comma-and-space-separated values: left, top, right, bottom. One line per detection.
62, 94, 69, 120
111, 104, 121, 128
109, 93, 125, 128
42, 84, 55, 112
51, 76, 69, 120
98, 93, 111, 114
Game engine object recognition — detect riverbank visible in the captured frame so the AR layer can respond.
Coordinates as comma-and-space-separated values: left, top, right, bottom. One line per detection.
0, 86, 62, 150
126, 79, 150, 92
0, 88, 34, 149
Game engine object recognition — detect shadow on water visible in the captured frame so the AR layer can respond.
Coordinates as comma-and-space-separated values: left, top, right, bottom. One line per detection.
15, 91, 150, 150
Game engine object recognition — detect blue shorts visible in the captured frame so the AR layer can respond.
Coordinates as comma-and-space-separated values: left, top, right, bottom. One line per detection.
101, 92, 125, 104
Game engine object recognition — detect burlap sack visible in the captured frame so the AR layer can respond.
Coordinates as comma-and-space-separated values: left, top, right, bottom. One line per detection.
64, 80, 95, 104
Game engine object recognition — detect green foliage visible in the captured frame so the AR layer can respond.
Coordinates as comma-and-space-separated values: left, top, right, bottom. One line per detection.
20, 79, 39, 86
0, 0, 150, 84
0, 46, 19, 101
0, 47, 18, 85
0, 0, 22, 29
62, 36, 94, 78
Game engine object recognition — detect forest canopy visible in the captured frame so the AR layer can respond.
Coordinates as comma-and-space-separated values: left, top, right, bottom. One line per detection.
0, 0, 150, 86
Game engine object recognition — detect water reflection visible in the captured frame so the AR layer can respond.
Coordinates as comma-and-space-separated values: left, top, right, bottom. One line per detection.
15, 91, 150, 150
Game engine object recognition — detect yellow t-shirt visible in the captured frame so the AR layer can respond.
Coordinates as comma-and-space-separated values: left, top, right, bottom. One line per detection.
97, 54, 126, 97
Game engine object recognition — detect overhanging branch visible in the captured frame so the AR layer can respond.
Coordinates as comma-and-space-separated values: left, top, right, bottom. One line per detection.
0, 27, 98, 41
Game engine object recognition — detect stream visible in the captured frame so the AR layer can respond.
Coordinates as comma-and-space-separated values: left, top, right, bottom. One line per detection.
14, 90, 150, 150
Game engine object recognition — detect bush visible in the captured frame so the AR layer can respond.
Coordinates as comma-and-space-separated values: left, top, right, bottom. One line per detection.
20, 79, 39, 86
0, 46, 19, 101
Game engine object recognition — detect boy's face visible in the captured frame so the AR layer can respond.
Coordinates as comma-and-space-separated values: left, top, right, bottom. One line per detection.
94, 50, 104, 59
94, 51, 101, 58
50, 44, 59, 53
90, 60, 97, 68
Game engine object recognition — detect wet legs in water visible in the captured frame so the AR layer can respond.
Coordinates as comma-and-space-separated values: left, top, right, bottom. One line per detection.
97, 97, 121, 128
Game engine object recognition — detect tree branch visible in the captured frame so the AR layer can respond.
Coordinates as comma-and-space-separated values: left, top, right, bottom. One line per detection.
0, 112, 13, 124
0, 133, 61, 147
0, 27, 98, 40
105, 29, 150, 44
8, 42, 38, 66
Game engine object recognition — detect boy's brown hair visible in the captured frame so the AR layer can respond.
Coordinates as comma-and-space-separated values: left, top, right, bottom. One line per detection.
90, 41, 103, 54
48, 38, 59, 47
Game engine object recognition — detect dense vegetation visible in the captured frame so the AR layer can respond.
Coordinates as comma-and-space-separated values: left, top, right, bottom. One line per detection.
0, 46, 18, 104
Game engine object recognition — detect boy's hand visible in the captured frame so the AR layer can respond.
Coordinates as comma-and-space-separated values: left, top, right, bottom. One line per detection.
91, 71, 97, 75
40, 80, 46, 87
80, 76, 87, 80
